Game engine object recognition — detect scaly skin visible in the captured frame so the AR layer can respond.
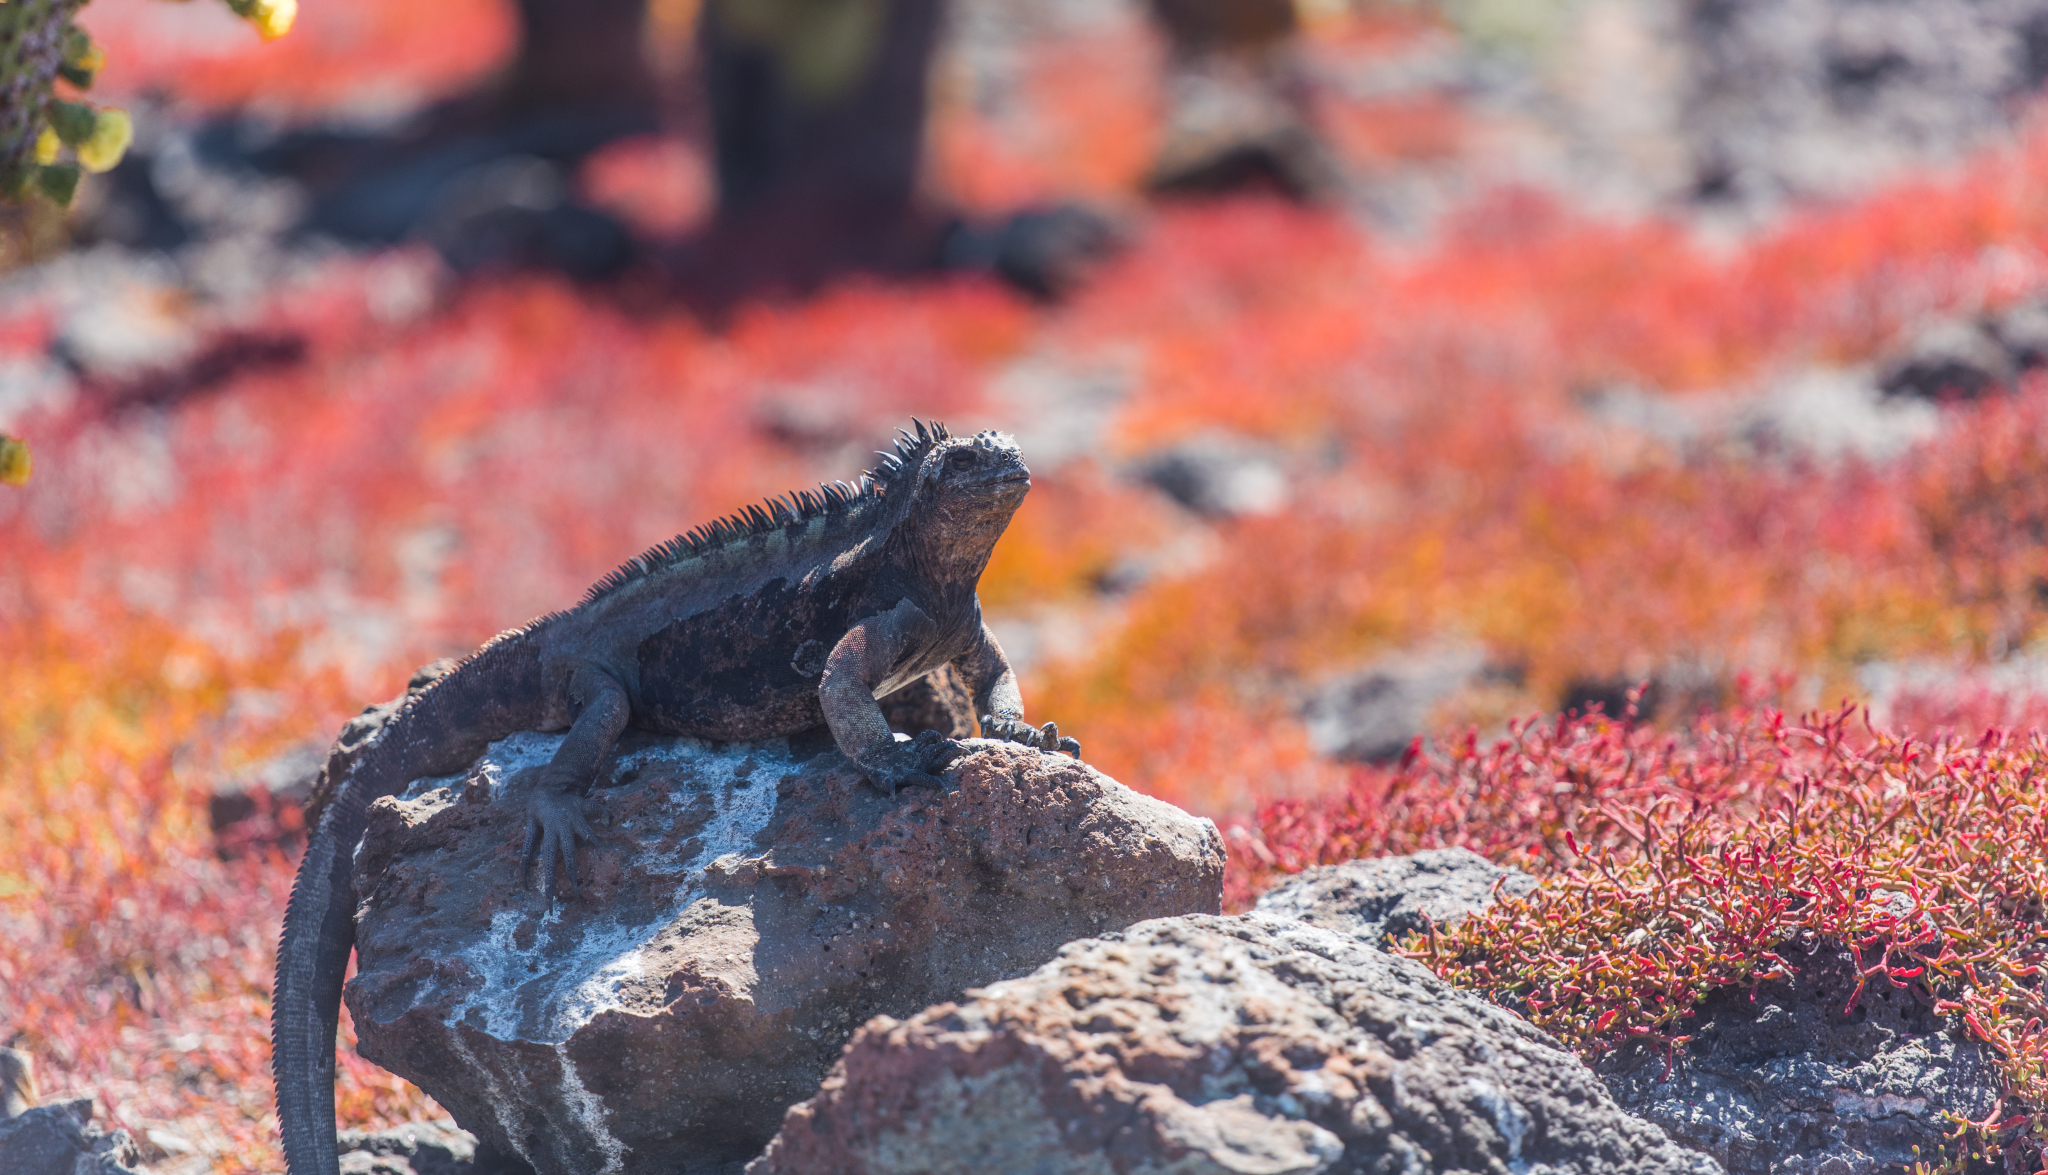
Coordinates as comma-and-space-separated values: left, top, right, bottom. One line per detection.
272, 421, 1077, 1175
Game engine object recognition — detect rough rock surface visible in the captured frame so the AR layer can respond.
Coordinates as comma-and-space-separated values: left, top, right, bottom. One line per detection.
0, 1098, 150, 1175
0, 1045, 37, 1119
752, 913, 1723, 1175
1254, 849, 1537, 949
1256, 854, 2003, 1175
335, 1119, 511, 1175
345, 734, 1224, 1175
1596, 937, 2002, 1175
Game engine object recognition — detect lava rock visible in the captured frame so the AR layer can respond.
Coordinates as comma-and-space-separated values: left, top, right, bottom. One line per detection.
751, 913, 1722, 1175
0, 1098, 149, 1175
344, 735, 1224, 1175
1136, 430, 1290, 518
0, 1046, 36, 1119
1676, 0, 2048, 208
1990, 299, 2048, 372
939, 204, 1124, 302
1300, 649, 1488, 764
335, 1118, 534, 1175
1598, 937, 2002, 1175
1261, 854, 2005, 1174
1733, 368, 1940, 463
1878, 317, 2014, 400
1254, 848, 1538, 949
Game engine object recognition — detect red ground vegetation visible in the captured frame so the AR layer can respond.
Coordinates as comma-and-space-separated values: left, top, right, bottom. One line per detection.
1229, 702, 2048, 1170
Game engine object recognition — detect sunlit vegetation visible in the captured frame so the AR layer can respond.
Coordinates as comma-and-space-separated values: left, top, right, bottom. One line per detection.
1231, 703, 2048, 1170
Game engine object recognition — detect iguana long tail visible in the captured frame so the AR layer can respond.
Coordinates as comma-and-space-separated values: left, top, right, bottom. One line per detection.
273, 745, 378, 1175
272, 644, 539, 1175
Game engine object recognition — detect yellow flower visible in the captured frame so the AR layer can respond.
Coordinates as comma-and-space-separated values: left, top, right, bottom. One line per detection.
73, 42, 107, 76
0, 436, 31, 487
33, 127, 60, 166
76, 108, 131, 174
248, 0, 296, 40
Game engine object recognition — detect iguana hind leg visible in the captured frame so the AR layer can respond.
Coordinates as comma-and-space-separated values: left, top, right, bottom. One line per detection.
513, 661, 627, 902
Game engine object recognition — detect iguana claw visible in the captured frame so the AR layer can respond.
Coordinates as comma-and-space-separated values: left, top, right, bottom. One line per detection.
983, 715, 1083, 760
512, 766, 598, 906
861, 729, 962, 795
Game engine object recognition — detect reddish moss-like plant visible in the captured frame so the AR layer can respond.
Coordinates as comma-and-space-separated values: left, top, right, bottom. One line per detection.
1231, 704, 2048, 1171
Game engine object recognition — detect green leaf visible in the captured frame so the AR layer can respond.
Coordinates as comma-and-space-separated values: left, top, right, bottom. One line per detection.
45, 100, 96, 146
35, 162, 81, 207
59, 25, 106, 88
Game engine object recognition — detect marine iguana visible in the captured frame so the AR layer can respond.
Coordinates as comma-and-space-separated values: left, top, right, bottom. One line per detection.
273, 421, 1077, 1175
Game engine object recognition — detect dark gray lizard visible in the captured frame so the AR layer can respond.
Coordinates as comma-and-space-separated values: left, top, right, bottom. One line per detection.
272, 421, 1077, 1175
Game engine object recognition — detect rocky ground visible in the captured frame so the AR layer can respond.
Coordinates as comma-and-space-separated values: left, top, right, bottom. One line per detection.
13, 764, 2002, 1174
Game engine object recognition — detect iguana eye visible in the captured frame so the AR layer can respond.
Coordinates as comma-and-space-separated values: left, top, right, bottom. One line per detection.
945, 449, 977, 471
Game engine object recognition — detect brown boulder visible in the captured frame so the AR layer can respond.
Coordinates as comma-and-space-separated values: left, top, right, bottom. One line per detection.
752, 914, 1723, 1175
344, 734, 1224, 1175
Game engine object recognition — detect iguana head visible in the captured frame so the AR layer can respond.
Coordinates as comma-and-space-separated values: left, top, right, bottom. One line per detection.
917, 427, 1029, 505
893, 425, 1030, 581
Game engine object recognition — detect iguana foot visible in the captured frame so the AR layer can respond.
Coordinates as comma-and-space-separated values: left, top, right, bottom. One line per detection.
982, 715, 1082, 759
510, 765, 598, 906
859, 729, 962, 796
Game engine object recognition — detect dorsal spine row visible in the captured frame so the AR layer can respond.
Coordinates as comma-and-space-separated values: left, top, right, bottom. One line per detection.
577, 420, 953, 606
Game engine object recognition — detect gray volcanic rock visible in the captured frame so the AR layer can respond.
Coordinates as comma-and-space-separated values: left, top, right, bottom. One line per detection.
1674, 0, 2048, 209
336, 1119, 494, 1175
1878, 317, 2015, 401
1300, 651, 1488, 765
1136, 431, 1290, 519
344, 735, 1224, 1175
0, 1098, 149, 1175
1254, 848, 1537, 949
0, 1046, 37, 1119
1597, 938, 2002, 1175
751, 913, 1723, 1175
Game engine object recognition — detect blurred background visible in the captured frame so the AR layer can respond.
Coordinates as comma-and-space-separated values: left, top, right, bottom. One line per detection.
12, 0, 2048, 1168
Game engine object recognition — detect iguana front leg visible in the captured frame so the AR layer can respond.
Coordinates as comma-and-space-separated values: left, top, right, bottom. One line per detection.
514, 661, 628, 900
955, 620, 1081, 758
821, 601, 961, 794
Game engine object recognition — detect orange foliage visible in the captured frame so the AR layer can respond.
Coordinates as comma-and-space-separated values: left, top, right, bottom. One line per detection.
0, 614, 435, 1172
